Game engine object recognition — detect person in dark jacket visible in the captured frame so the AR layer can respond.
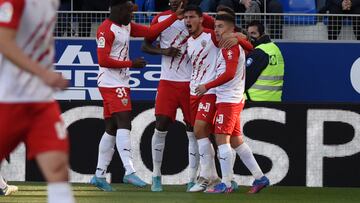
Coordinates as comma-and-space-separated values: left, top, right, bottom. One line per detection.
325, 0, 360, 40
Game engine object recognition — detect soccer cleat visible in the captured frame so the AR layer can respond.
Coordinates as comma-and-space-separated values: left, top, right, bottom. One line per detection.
189, 177, 210, 192
90, 176, 114, 192
186, 181, 195, 192
151, 176, 163, 192
123, 173, 147, 188
205, 182, 233, 194
248, 176, 270, 194
3, 185, 18, 196
231, 180, 239, 191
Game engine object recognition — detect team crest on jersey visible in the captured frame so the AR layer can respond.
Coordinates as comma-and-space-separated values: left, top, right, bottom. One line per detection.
201, 40, 207, 47
0, 2, 13, 23
121, 98, 128, 106
227, 50, 233, 60
97, 36, 105, 48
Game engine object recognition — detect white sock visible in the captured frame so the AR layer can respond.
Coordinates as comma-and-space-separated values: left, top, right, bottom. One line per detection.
209, 144, 219, 180
218, 144, 233, 187
198, 138, 215, 180
116, 129, 135, 175
231, 148, 236, 176
151, 129, 167, 177
235, 143, 264, 180
0, 175, 7, 189
47, 182, 75, 203
187, 131, 199, 182
95, 132, 116, 178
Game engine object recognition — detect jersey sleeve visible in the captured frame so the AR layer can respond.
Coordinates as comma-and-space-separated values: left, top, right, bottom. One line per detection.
205, 46, 240, 90
202, 14, 215, 29
0, 0, 25, 30
97, 26, 133, 68
131, 13, 177, 39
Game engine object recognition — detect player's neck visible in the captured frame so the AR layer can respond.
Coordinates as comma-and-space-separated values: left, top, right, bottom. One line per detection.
192, 26, 203, 39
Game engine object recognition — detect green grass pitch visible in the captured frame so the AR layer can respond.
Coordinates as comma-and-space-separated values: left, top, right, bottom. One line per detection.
1, 182, 360, 203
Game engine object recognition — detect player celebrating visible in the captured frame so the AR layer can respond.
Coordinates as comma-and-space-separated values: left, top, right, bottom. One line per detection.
183, 5, 254, 192
0, 174, 18, 196
0, 0, 74, 202
90, 0, 184, 191
141, 0, 216, 192
196, 14, 269, 194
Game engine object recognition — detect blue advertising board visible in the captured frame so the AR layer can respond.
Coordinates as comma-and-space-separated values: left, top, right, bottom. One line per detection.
54, 39, 360, 102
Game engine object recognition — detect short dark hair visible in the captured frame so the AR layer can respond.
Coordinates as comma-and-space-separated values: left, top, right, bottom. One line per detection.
215, 14, 235, 26
247, 20, 265, 36
184, 4, 203, 17
110, 0, 128, 7
216, 5, 235, 18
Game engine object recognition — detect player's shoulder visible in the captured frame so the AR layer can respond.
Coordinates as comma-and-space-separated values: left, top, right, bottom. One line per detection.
221, 45, 240, 60
152, 10, 173, 23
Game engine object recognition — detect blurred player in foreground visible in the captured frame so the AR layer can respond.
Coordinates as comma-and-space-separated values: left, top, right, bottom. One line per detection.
90, 0, 184, 191
196, 14, 269, 194
0, 0, 74, 202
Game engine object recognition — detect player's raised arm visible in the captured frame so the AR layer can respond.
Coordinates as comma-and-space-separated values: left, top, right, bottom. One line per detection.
0, 17, 67, 90
131, 2, 184, 39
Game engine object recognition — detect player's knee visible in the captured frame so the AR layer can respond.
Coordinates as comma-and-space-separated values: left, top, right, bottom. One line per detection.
194, 126, 208, 139
45, 159, 69, 182
155, 116, 172, 131
215, 134, 229, 146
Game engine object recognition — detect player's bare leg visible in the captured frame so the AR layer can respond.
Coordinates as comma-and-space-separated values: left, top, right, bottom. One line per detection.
113, 111, 146, 188
230, 136, 269, 194
91, 117, 117, 191
36, 151, 74, 203
0, 172, 18, 196
189, 120, 218, 192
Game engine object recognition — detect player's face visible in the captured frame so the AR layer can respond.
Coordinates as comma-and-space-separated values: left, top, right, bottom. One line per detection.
184, 11, 203, 35
214, 20, 233, 41
117, 1, 134, 25
169, 0, 185, 11
248, 25, 261, 40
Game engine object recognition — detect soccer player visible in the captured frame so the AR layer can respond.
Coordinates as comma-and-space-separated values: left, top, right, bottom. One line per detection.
0, 0, 74, 202
90, 0, 184, 191
196, 14, 269, 194
0, 174, 18, 196
182, 5, 253, 192
141, 0, 216, 192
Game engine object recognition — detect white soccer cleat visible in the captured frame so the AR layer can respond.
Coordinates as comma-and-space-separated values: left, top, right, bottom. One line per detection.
189, 177, 210, 192
4, 185, 18, 196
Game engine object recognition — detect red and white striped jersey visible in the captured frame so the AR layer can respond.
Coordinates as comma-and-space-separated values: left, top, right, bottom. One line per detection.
0, 0, 59, 102
215, 45, 246, 104
150, 10, 214, 82
187, 29, 219, 96
97, 19, 131, 88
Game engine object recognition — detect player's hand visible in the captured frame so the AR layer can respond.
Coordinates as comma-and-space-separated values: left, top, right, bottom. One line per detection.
219, 33, 238, 49
161, 47, 181, 57
195, 85, 207, 96
175, 2, 184, 19
40, 70, 68, 90
132, 57, 147, 68
241, 0, 252, 9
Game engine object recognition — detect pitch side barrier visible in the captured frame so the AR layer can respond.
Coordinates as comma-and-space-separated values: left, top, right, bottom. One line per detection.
2, 101, 359, 187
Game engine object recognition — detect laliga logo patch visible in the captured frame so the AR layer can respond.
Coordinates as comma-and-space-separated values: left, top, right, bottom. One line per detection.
97, 36, 105, 48
227, 50, 233, 60
201, 40, 207, 48
121, 98, 129, 106
246, 58, 253, 67
0, 2, 13, 23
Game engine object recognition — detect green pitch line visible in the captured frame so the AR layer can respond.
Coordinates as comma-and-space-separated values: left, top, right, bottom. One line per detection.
1, 182, 360, 203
